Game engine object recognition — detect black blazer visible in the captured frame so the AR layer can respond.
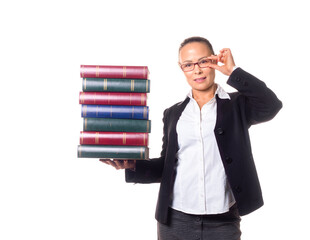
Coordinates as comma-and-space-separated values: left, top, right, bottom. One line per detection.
126, 68, 282, 224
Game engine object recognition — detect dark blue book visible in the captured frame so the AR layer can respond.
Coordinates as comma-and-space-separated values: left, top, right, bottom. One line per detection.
81, 105, 149, 120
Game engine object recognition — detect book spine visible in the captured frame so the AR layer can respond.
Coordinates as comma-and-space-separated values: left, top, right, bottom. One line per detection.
83, 118, 151, 133
79, 92, 147, 106
80, 65, 149, 79
80, 131, 148, 146
82, 78, 150, 93
81, 105, 149, 120
77, 145, 149, 159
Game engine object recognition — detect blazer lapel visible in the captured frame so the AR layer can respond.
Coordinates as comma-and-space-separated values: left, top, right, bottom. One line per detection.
166, 97, 190, 156
215, 94, 232, 130
168, 97, 190, 134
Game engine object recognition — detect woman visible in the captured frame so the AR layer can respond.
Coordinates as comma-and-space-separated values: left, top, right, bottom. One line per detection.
101, 36, 282, 240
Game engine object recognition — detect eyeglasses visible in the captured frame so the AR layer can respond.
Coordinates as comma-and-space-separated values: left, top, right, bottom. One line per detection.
180, 58, 213, 72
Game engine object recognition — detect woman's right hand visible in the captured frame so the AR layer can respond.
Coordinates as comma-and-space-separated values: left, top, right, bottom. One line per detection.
99, 159, 136, 170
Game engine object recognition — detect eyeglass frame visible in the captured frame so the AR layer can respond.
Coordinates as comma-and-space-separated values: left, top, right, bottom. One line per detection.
179, 57, 215, 72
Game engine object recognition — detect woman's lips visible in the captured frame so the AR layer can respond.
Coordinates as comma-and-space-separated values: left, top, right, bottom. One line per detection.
194, 77, 206, 83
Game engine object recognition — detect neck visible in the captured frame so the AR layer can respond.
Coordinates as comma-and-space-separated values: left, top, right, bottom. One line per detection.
192, 84, 217, 107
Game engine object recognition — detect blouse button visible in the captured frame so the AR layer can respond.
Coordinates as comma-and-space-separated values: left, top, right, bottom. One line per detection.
217, 128, 224, 135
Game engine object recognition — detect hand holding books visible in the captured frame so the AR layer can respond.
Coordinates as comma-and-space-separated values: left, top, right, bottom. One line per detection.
99, 159, 136, 170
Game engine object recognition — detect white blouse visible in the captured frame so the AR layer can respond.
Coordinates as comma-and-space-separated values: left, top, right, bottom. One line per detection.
170, 84, 236, 215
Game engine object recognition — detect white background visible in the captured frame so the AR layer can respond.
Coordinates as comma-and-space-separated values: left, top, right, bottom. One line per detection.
1, 0, 309, 239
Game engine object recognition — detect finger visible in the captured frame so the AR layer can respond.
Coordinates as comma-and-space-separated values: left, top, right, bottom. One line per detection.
208, 63, 221, 71
124, 160, 135, 169
100, 160, 110, 165
219, 49, 228, 58
217, 51, 227, 62
114, 160, 125, 170
100, 159, 111, 165
219, 48, 231, 53
107, 160, 119, 169
123, 160, 130, 168
220, 48, 233, 59
99, 158, 111, 163
207, 55, 218, 60
218, 54, 224, 62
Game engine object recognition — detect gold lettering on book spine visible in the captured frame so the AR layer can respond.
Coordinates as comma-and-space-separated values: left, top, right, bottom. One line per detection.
83, 78, 86, 90
143, 107, 147, 119
123, 66, 126, 78
95, 132, 99, 144
96, 105, 99, 117
143, 133, 146, 145
104, 79, 108, 91
132, 106, 135, 118
140, 147, 143, 159
84, 119, 87, 130
141, 94, 145, 105
96, 66, 99, 77
80, 92, 85, 104
146, 80, 148, 92
147, 121, 149, 132
82, 105, 87, 117
131, 80, 134, 92
81, 132, 84, 144
123, 133, 126, 145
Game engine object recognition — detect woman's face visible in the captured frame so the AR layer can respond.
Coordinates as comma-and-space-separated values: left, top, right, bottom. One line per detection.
179, 42, 216, 94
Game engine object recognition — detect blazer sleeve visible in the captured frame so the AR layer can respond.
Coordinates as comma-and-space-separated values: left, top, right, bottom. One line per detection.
227, 68, 283, 126
125, 109, 168, 183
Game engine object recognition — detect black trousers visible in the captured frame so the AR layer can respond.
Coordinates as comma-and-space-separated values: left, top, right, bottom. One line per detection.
158, 204, 241, 240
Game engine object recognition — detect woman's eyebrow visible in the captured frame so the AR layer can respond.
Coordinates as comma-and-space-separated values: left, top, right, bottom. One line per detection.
182, 56, 209, 63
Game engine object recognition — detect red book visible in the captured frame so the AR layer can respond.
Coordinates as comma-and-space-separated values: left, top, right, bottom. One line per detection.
80, 65, 149, 79
80, 131, 149, 146
79, 92, 147, 106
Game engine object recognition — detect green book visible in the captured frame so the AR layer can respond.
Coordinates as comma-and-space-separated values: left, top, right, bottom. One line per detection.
83, 118, 151, 133
82, 78, 150, 93
77, 145, 149, 159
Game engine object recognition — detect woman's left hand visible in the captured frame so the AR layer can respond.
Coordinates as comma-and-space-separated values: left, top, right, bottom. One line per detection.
207, 48, 236, 76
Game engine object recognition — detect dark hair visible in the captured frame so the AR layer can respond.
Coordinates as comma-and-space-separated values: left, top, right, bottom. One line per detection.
179, 36, 214, 55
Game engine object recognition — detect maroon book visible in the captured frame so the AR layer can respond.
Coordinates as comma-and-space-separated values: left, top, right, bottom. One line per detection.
80, 131, 149, 146
79, 92, 147, 106
80, 65, 149, 79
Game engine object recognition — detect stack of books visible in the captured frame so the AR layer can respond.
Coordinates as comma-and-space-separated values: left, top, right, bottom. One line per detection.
77, 65, 151, 160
